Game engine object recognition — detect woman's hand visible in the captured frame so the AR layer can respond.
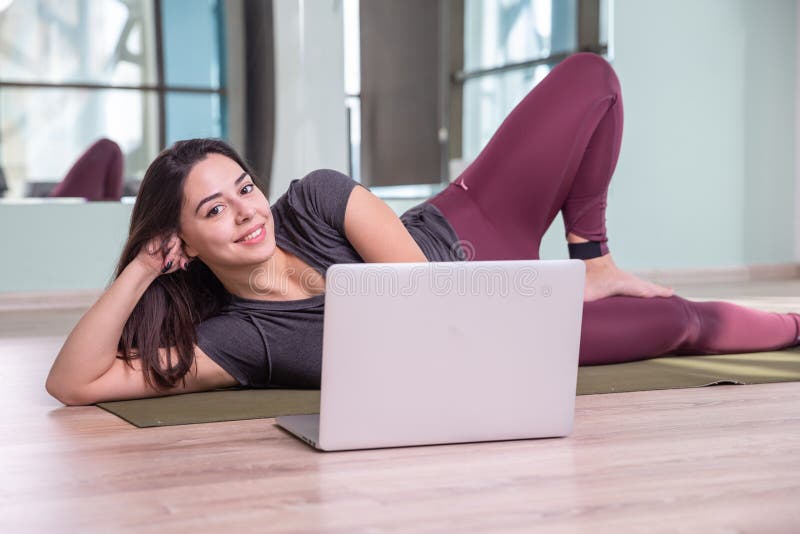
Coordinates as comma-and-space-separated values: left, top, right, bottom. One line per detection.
133, 232, 193, 277
583, 253, 674, 302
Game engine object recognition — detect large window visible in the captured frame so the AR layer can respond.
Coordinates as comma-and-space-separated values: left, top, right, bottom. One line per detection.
343, 0, 611, 193
460, 0, 611, 162
0, 0, 225, 199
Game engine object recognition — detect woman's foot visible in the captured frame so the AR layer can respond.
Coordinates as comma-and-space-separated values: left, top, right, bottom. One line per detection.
583, 254, 675, 302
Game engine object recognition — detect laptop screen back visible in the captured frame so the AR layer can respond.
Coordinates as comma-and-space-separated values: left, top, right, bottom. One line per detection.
318, 259, 585, 451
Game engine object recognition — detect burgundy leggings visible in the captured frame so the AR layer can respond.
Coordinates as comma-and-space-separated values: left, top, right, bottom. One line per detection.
429, 52, 800, 365
49, 138, 124, 201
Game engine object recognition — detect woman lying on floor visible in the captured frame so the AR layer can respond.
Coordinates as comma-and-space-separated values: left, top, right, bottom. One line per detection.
46, 52, 800, 406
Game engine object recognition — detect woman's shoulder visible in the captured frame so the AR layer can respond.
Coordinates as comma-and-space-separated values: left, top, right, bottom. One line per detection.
279, 169, 364, 233
295, 168, 355, 185
285, 168, 360, 202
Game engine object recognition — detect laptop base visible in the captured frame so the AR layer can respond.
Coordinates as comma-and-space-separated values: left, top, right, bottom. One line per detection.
276, 414, 321, 449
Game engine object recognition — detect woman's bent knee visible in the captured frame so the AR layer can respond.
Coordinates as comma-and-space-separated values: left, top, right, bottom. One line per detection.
557, 52, 620, 97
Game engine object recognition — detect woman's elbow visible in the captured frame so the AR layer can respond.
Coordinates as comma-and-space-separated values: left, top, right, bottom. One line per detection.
45, 378, 92, 406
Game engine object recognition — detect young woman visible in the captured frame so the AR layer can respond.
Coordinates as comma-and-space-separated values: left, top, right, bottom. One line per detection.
46, 52, 800, 406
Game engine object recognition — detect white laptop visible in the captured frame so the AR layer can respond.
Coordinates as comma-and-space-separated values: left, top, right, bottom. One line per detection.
276, 259, 585, 451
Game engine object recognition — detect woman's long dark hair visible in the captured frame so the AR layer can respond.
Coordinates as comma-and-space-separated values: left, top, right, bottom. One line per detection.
114, 138, 257, 390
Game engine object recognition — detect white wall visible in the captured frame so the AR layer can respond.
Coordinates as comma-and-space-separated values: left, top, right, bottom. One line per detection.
796, 0, 800, 262
539, 0, 796, 270
0, 201, 133, 293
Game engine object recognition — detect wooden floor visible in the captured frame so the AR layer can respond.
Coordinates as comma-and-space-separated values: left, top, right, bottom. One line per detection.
3, 280, 800, 532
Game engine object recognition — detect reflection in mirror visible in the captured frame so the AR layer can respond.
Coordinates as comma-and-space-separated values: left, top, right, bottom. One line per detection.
0, 0, 223, 201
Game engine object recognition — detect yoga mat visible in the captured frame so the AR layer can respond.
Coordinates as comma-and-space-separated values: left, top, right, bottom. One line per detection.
97, 348, 800, 428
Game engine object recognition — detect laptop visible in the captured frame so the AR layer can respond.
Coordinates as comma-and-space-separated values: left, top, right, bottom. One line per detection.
276, 259, 585, 451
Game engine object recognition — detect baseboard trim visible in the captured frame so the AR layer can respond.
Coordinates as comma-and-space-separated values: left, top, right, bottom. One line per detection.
1, 263, 798, 312
633, 263, 800, 286
0, 289, 104, 312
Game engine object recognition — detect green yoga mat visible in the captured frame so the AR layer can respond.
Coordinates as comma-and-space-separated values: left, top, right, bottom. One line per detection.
97, 348, 800, 428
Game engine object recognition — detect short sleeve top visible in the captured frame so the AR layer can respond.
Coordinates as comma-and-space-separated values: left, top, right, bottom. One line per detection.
195, 169, 463, 388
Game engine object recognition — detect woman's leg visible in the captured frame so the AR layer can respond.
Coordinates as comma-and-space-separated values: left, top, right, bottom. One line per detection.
430, 51, 671, 301
50, 138, 124, 201
427, 52, 800, 360
429, 52, 620, 260
580, 296, 800, 365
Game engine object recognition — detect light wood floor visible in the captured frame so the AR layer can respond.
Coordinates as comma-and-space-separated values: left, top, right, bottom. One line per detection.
2, 280, 800, 533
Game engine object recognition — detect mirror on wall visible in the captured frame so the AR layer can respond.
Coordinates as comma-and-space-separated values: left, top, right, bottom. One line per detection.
0, 0, 610, 201
0, 0, 223, 201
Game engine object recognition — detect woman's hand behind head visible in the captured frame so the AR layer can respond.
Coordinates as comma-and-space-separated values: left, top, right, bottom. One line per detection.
134, 232, 192, 277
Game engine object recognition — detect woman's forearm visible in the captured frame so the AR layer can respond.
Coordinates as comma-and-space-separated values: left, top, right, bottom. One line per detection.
46, 259, 158, 394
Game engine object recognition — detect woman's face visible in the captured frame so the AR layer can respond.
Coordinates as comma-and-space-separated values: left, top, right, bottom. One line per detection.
179, 153, 278, 269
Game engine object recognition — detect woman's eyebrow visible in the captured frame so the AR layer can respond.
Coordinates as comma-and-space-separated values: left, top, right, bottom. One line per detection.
194, 172, 249, 214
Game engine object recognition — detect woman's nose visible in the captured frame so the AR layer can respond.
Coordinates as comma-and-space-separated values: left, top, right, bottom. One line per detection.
234, 202, 256, 224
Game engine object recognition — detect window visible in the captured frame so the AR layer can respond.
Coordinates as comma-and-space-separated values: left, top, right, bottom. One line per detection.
460, 0, 611, 162
343, 0, 610, 194
0, 0, 225, 199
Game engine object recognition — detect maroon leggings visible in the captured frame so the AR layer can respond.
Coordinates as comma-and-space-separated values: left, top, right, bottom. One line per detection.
429, 52, 800, 365
50, 138, 124, 201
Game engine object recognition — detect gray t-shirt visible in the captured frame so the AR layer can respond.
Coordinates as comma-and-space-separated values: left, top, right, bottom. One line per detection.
195, 168, 463, 388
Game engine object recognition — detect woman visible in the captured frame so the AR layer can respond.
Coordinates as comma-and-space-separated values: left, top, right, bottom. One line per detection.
46, 53, 800, 405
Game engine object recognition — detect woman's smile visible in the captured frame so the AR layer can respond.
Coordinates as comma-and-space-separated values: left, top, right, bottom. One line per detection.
235, 224, 266, 245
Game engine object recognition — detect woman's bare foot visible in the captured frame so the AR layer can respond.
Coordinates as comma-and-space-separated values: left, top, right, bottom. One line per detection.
583, 254, 675, 302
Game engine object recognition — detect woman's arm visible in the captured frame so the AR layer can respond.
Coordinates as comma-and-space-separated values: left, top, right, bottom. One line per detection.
46, 258, 158, 401
45, 235, 235, 405
343, 185, 428, 263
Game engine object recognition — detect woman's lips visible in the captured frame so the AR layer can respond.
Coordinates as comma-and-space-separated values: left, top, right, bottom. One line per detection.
236, 224, 265, 245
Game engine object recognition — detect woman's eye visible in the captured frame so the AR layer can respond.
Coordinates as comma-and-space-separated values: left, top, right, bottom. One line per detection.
206, 205, 223, 217
241, 183, 254, 194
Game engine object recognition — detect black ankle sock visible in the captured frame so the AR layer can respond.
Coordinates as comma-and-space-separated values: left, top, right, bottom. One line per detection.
568, 241, 604, 260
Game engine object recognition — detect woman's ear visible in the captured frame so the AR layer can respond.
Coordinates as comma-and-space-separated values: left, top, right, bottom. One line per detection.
180, 235, 198, 258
